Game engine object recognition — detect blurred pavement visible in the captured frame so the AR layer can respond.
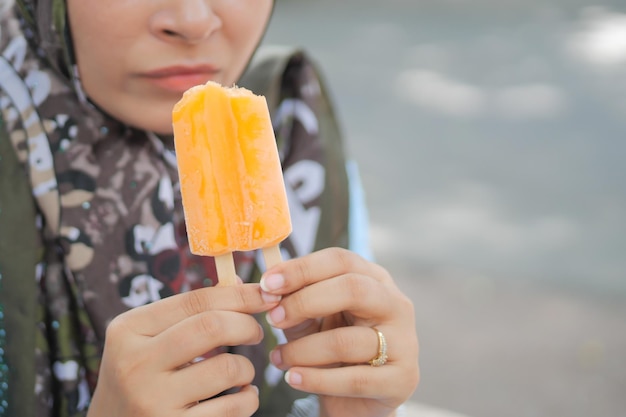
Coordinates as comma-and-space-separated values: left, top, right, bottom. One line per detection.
266, 1, 626, 417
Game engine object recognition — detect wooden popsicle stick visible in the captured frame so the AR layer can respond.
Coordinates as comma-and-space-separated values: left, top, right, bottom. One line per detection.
262, 244, 283, 270
215, 252, 238, 286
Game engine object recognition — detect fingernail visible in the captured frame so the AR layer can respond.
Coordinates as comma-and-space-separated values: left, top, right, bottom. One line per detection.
285, 370, 302, 386
260, 274, 284, 292
269, 348, 282, 367
251, 385, 259, 395
261, 291, 282, 304
266, 306, 285, 326
256, 323, 265, 342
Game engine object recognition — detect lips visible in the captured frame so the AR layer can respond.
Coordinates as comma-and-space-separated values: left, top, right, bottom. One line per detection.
140, 65, 220, 93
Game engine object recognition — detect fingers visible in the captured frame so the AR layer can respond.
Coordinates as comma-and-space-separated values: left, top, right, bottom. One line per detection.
270, 326, 380, 369
266, 274, 393, 329
260, 247, 393, 295
115, 283, 280, 337
257, 247, 420, 415
153, 311, 264, 370
273, 323, 418, 378
184, 384, 260, 417
172, 353, 256, 406
283, 365, 415, 402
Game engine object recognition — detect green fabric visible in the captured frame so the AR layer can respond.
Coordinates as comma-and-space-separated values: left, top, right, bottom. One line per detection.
309, 61, 350, 251
0, 113, 39, 417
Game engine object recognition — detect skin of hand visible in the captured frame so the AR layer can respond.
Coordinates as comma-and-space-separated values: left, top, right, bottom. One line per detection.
87, 283, 281, 417
260, 248, 420, 417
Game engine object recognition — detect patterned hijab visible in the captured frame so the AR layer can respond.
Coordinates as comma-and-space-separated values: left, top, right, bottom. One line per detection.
0, 1, 350, 416
15, 0, 74, 75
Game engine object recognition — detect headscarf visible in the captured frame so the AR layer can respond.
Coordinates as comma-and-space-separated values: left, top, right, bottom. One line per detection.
15, 0, 73, 77
0, 1, 350, 416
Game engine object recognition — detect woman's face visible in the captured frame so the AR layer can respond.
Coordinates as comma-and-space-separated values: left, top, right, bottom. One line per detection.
67, 0, 273, 134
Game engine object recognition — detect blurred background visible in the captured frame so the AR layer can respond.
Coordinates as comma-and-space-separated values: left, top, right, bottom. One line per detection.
265, 1, 626, 417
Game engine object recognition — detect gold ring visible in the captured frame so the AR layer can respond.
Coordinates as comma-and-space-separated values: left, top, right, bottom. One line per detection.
368, 327, 388, 367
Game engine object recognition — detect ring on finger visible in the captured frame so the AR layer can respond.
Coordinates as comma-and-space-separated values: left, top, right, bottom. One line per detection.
368, 327, 388, 367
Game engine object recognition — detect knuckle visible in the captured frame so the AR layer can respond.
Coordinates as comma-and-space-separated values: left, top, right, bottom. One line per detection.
103, 315, 144, 364
196, 311, 223, 339
218, 354, 244, 382
342, 274, 370, 302
330, 330, 357, 358
291, 291, 313, 318
332, 247, 358, 273
410, 364, 421, 393
395, 292, 417, 325
222, 405, 238, 417
293, 257, 311, 284
407, 333, 420, 359
395, 291, 415, 315
222, 402, 240, 417
349, 372, 372, 396
394, 363, 421, 401
181, 290, 208, 317
377, 264, 394, 284
101, 315, 139, 384
232, 285, 251, 310
105, 314, 128, 342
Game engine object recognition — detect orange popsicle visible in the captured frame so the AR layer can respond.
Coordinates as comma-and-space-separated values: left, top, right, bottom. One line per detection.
172, 81, 291, 285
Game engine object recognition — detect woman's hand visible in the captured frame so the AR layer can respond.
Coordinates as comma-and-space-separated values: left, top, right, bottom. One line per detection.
260, 248, 420, 417
87, 283, 281, 417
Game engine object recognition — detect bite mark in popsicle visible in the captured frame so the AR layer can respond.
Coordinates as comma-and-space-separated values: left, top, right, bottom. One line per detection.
172, 81, 292, 285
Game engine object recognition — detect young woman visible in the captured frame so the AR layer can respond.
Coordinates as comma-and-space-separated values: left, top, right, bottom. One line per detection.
0, 1, 419, 416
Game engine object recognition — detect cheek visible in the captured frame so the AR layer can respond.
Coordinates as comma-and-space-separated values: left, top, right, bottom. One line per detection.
74, 42, 127, 113
69, 1, 138, 83
70, 19, 140, 111
222, 2, 273, 83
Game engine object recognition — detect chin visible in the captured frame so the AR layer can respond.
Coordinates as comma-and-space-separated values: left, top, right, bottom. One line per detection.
123, 120, 174, 135
120, 112, 175, 136
152, 125, 175, 136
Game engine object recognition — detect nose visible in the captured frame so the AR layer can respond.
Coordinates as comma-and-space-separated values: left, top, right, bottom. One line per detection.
151, 0, 221, 44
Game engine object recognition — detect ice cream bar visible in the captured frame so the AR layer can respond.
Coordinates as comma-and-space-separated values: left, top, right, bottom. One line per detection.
172, 81, 291, 285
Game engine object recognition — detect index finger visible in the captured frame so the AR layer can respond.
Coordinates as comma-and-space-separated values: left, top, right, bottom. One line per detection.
117, 283, 280, 336
260, 247, 393, 295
